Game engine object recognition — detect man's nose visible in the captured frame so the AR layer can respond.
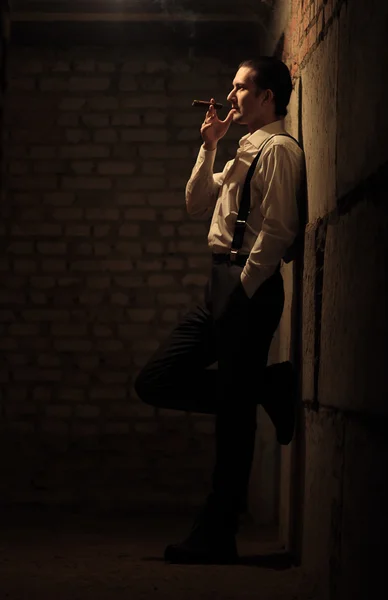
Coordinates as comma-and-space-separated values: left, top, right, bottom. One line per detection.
227, 89, 235, 103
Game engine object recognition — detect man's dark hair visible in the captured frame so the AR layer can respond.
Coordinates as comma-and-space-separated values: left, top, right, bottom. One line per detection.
239, 57, 293, 117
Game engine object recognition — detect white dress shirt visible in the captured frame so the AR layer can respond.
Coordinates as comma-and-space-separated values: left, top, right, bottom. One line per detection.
185, 120, 305, 298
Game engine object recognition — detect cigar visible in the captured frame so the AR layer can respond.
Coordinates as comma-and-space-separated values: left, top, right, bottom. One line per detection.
192, 100, 223, 110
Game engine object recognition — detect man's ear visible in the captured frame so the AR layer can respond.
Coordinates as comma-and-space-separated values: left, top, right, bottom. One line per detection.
264, 89, 274, 104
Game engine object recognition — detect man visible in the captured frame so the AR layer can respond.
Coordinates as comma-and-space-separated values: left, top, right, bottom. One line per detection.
135, 56, 305, 564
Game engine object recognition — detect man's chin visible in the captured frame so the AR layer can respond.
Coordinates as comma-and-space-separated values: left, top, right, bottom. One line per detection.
232, 112, 246, 125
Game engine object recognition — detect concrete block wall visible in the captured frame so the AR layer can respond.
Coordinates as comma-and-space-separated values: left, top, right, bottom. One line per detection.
268, 0, 388, 598
0, 40, 245, 512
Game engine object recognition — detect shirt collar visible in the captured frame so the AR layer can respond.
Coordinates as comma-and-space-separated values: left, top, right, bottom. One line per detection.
238, 119, 286, 150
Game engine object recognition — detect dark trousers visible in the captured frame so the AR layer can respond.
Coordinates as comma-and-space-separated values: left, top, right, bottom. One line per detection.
135, 255, 285, 523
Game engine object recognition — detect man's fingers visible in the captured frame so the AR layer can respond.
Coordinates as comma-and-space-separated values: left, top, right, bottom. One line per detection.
221, 109, 237, 124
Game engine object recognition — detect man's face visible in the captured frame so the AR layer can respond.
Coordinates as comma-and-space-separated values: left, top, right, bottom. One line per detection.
227, 66, 266, 128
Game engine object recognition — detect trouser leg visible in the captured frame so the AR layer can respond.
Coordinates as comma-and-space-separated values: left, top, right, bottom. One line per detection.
134, 301, 219, 414
209, 263, 285, 524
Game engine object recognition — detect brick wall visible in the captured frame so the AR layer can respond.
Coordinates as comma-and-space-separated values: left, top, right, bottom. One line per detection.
0, 42, 244, 511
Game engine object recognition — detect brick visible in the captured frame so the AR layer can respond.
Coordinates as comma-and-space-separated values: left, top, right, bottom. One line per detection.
37, 242, 67, 255
33, 161, 67, 174
182, 274, 207, 286
0, 338, 18, 350
96, 339, 124, 352
87, 276, 110, 289
39, 77, 68, 91
77, 356, 99, 370
118, 177, 165, 190
70, 161, 95, 175
117, 193, 146, 207
82, 114, 110, 128
4, 386, 28, 401
30, 146, 57, 159
188, 256, 211, 269
178, 223, 207, 236
68, 77, 110, 91
159, 225, 175, 237
118, 76, 138, 91
52, 61, 70, 72
66, 129, 91, 144
23, 309, 69, 321
33, 386, 52, 401
8, 175, 57, 190
52, 208, 83, 220
44, 192, 74, 206
0, 290, 25, 304
79, 292, 103, 305
59, 145, 110, 159
144, 111, 166, 126
59, 388, 85, 402
115, 242, 142, 256
0, 310, 16, 322
162, 209, 184, 221
57, 277, 82, 287
9, 160, 30, 174
47, 405, 72, 418
124, 208, 156, 221
121, 129, 167, 142
86, 208, 119, 220
94, 129, 118, 143
105, 423, 130, 435
98, 372, 129, 384
139, 144, 189, 159
37, 354, 61, 367
121, 94, 167, 109
76, 404, 100, 418
41, 420, 68, 434
51, 324, 87, 336
148, 192, 184, 207
63, 176, 112, 191
93, 225, 111, 237
59, 98, 86, 111
122, 61, 143, 73
65, 225, 91, 237
157, 292, 191, 305
97, 162, 136, 175
7, 242, 34, 254
9, 324, 40, 336
114, 276, 143, 288
70, 261, 99, 275
97, 62, 115, 73
145, 242, 164, 254
13, 368, 61, 382
88, 96, 118, 110
30, 292, 47, 305
169, 176, 188, 189
110, 293, 129, 306
12, 223, 61, 237
177, 129, 202, 142
90, 386, 126, 400
128, 308, 156, 323
142, 162, 165, 176
148, 274, 175, 287
42, 259, 67, 272
72, 423, 98, 435
74, 59, 95, 72
137, 259, 163, 271
14, 260, 37, 274
30, 277, 55, 289
100, 260, 133, 272
164, 258, 185, 270
93, 243, 110, 256
111, 114, 141, 127
54, 339, 92, 352
58, 113, 79, 127
93, 324, 113, 336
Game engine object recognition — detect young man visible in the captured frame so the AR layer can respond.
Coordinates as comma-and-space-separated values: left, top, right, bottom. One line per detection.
135, 57, 305, 564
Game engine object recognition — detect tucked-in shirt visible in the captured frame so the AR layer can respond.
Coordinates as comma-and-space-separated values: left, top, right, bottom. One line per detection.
185, 119, 305, 298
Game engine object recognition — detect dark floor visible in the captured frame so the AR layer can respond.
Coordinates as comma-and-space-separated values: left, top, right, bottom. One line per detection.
0, 508, 317, 599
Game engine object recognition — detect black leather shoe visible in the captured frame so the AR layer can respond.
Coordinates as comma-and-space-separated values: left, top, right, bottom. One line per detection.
261, 361, 297, 445
164, 537, 238, 565
164, 498, 239, 565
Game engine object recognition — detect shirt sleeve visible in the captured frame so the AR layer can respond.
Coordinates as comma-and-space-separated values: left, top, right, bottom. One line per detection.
185, 145, 232, 219
240, 143, 304, 298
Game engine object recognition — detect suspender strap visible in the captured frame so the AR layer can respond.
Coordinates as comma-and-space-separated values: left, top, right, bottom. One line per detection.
230, 133, 300, 262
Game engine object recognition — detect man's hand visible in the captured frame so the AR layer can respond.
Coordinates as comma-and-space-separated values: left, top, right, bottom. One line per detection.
200, 98, 236, 151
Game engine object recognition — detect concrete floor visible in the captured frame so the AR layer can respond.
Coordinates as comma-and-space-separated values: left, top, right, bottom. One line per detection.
0, 509, 317, 600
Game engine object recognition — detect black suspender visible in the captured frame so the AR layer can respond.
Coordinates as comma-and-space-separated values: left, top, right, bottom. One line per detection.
230, 133, 300, 262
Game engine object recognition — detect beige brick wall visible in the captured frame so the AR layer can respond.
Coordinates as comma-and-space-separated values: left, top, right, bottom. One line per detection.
0, 43, 243, 511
